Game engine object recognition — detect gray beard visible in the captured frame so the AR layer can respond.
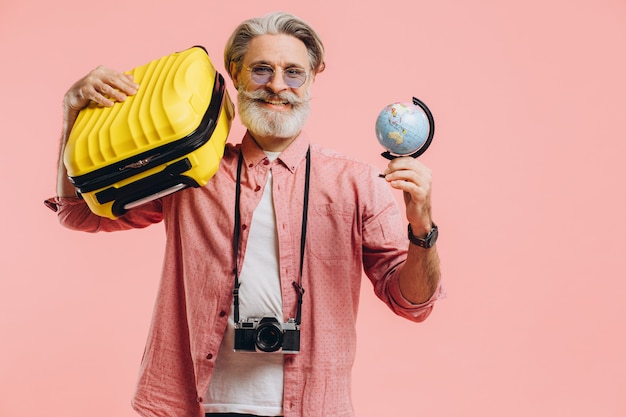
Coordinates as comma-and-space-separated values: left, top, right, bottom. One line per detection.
237, 87, 311, 139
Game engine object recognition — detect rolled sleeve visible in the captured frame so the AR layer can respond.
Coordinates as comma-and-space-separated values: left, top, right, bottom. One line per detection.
388, 277, 446, 321
44, 196, 163, 232
44, 196, 85, 212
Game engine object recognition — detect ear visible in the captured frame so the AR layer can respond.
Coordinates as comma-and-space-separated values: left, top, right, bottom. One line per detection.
316, 61, 326, 74
230, 61, 240, 89
310, 62, 325, 83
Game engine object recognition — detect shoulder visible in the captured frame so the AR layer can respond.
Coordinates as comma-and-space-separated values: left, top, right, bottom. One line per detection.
309, 143, 379, 178
307, 143, 395, 209
223, 142, 241, 160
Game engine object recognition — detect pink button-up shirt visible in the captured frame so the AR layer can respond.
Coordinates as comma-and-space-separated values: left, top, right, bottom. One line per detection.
46, 132, 443, 417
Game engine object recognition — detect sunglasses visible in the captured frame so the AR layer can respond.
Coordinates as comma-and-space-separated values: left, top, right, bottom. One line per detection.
244, 64, 308, 88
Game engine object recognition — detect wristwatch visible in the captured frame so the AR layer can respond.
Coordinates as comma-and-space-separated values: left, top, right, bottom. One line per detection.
407, 223, 438, 248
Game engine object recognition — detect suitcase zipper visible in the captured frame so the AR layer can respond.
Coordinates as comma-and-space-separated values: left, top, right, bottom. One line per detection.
119, 155, 160, 170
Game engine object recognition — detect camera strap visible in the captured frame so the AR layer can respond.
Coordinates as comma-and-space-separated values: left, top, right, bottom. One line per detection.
233, 146, 310, 326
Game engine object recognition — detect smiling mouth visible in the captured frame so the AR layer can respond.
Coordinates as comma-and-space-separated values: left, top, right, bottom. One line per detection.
258, 98, 291, 109
261, 97, 289, 105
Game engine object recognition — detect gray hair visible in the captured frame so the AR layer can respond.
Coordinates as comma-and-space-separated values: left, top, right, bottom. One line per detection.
224, 12, 326, 79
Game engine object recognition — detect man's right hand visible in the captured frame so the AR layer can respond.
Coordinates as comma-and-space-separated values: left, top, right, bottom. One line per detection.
64, 66, 139, 114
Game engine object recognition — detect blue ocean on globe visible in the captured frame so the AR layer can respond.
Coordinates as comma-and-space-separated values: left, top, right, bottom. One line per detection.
375, 102, 430, 156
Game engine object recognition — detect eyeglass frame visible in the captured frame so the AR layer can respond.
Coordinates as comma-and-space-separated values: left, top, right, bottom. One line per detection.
242, 64, 309, 88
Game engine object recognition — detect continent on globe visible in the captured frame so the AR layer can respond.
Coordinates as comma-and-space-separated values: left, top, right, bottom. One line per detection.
387, 131, 405, 145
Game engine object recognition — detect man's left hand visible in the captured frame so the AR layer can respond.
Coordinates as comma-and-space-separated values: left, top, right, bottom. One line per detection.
382, 156, 433, 235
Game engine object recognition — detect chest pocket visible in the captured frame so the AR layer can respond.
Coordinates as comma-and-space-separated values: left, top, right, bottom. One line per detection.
307, 203, 357, 260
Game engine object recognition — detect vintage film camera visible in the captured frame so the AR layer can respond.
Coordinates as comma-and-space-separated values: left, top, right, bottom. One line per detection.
234, 316, 300, 354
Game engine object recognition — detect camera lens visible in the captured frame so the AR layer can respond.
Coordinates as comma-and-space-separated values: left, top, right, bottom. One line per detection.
255, 322, 283, 352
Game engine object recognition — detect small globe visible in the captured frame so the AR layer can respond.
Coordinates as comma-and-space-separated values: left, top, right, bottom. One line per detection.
375, 100, 433, 158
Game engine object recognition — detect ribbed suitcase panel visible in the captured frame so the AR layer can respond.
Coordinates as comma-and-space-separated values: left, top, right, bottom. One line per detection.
65, 47, 216, 177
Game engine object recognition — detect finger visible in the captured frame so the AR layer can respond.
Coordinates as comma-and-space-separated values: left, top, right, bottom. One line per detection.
124, 72, 136, 84
93, 66, 139, 98
95, 80, 130, 103
65, 85, 110, 110
115, 73, 140, 95
385, 160, 431, 184
385, 156, 424, 172
384, 167, 430, 187
74, 83, 116, 108
383, 159, 414, 177
385, 166, 432, 203
389, 176, 424, 197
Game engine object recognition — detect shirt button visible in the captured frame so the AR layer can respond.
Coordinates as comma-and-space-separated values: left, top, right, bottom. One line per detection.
219, 310, 227, 317
197, 396, 203, 403
242, 224, 247, 230
206, 353, 213, 360
254, 185, 261, 192
248, 163, 254, 168
263, 159, 270, 165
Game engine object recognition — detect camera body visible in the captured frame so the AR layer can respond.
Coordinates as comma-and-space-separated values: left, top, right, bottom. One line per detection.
234, 316, 300, 354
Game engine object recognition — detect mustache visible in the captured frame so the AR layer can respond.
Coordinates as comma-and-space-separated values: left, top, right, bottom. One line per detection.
238, 87, 309, 106
236, 86, 311, 139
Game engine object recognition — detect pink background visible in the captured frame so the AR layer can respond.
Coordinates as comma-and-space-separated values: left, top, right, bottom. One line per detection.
1, 0, 625, 416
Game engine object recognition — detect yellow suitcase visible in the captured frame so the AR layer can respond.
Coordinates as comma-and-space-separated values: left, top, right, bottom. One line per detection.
64, 46, 234, 219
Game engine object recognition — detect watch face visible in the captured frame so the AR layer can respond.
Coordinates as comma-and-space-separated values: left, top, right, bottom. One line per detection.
427, 225, 438, 247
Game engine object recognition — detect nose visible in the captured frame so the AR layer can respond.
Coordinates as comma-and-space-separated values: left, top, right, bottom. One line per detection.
265, 69, 290, 93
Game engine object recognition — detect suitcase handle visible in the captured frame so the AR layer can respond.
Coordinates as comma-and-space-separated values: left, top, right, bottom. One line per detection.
95, 158, 198, 216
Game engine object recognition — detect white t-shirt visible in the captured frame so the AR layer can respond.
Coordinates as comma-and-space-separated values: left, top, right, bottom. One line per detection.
204, 152, 284, 416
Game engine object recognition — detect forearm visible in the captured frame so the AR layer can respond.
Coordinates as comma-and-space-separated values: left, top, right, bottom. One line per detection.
398, 242, 441, 304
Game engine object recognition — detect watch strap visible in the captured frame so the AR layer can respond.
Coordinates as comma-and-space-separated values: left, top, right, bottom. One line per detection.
408, 223, 438, 248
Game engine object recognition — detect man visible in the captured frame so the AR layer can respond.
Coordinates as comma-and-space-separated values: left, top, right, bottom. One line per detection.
46, 11, 443, 417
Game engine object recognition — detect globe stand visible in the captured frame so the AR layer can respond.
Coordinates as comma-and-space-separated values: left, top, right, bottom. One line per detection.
380, 97, 435, 160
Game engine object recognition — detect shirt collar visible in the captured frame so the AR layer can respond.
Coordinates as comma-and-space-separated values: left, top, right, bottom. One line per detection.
241, 130, 311, 174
